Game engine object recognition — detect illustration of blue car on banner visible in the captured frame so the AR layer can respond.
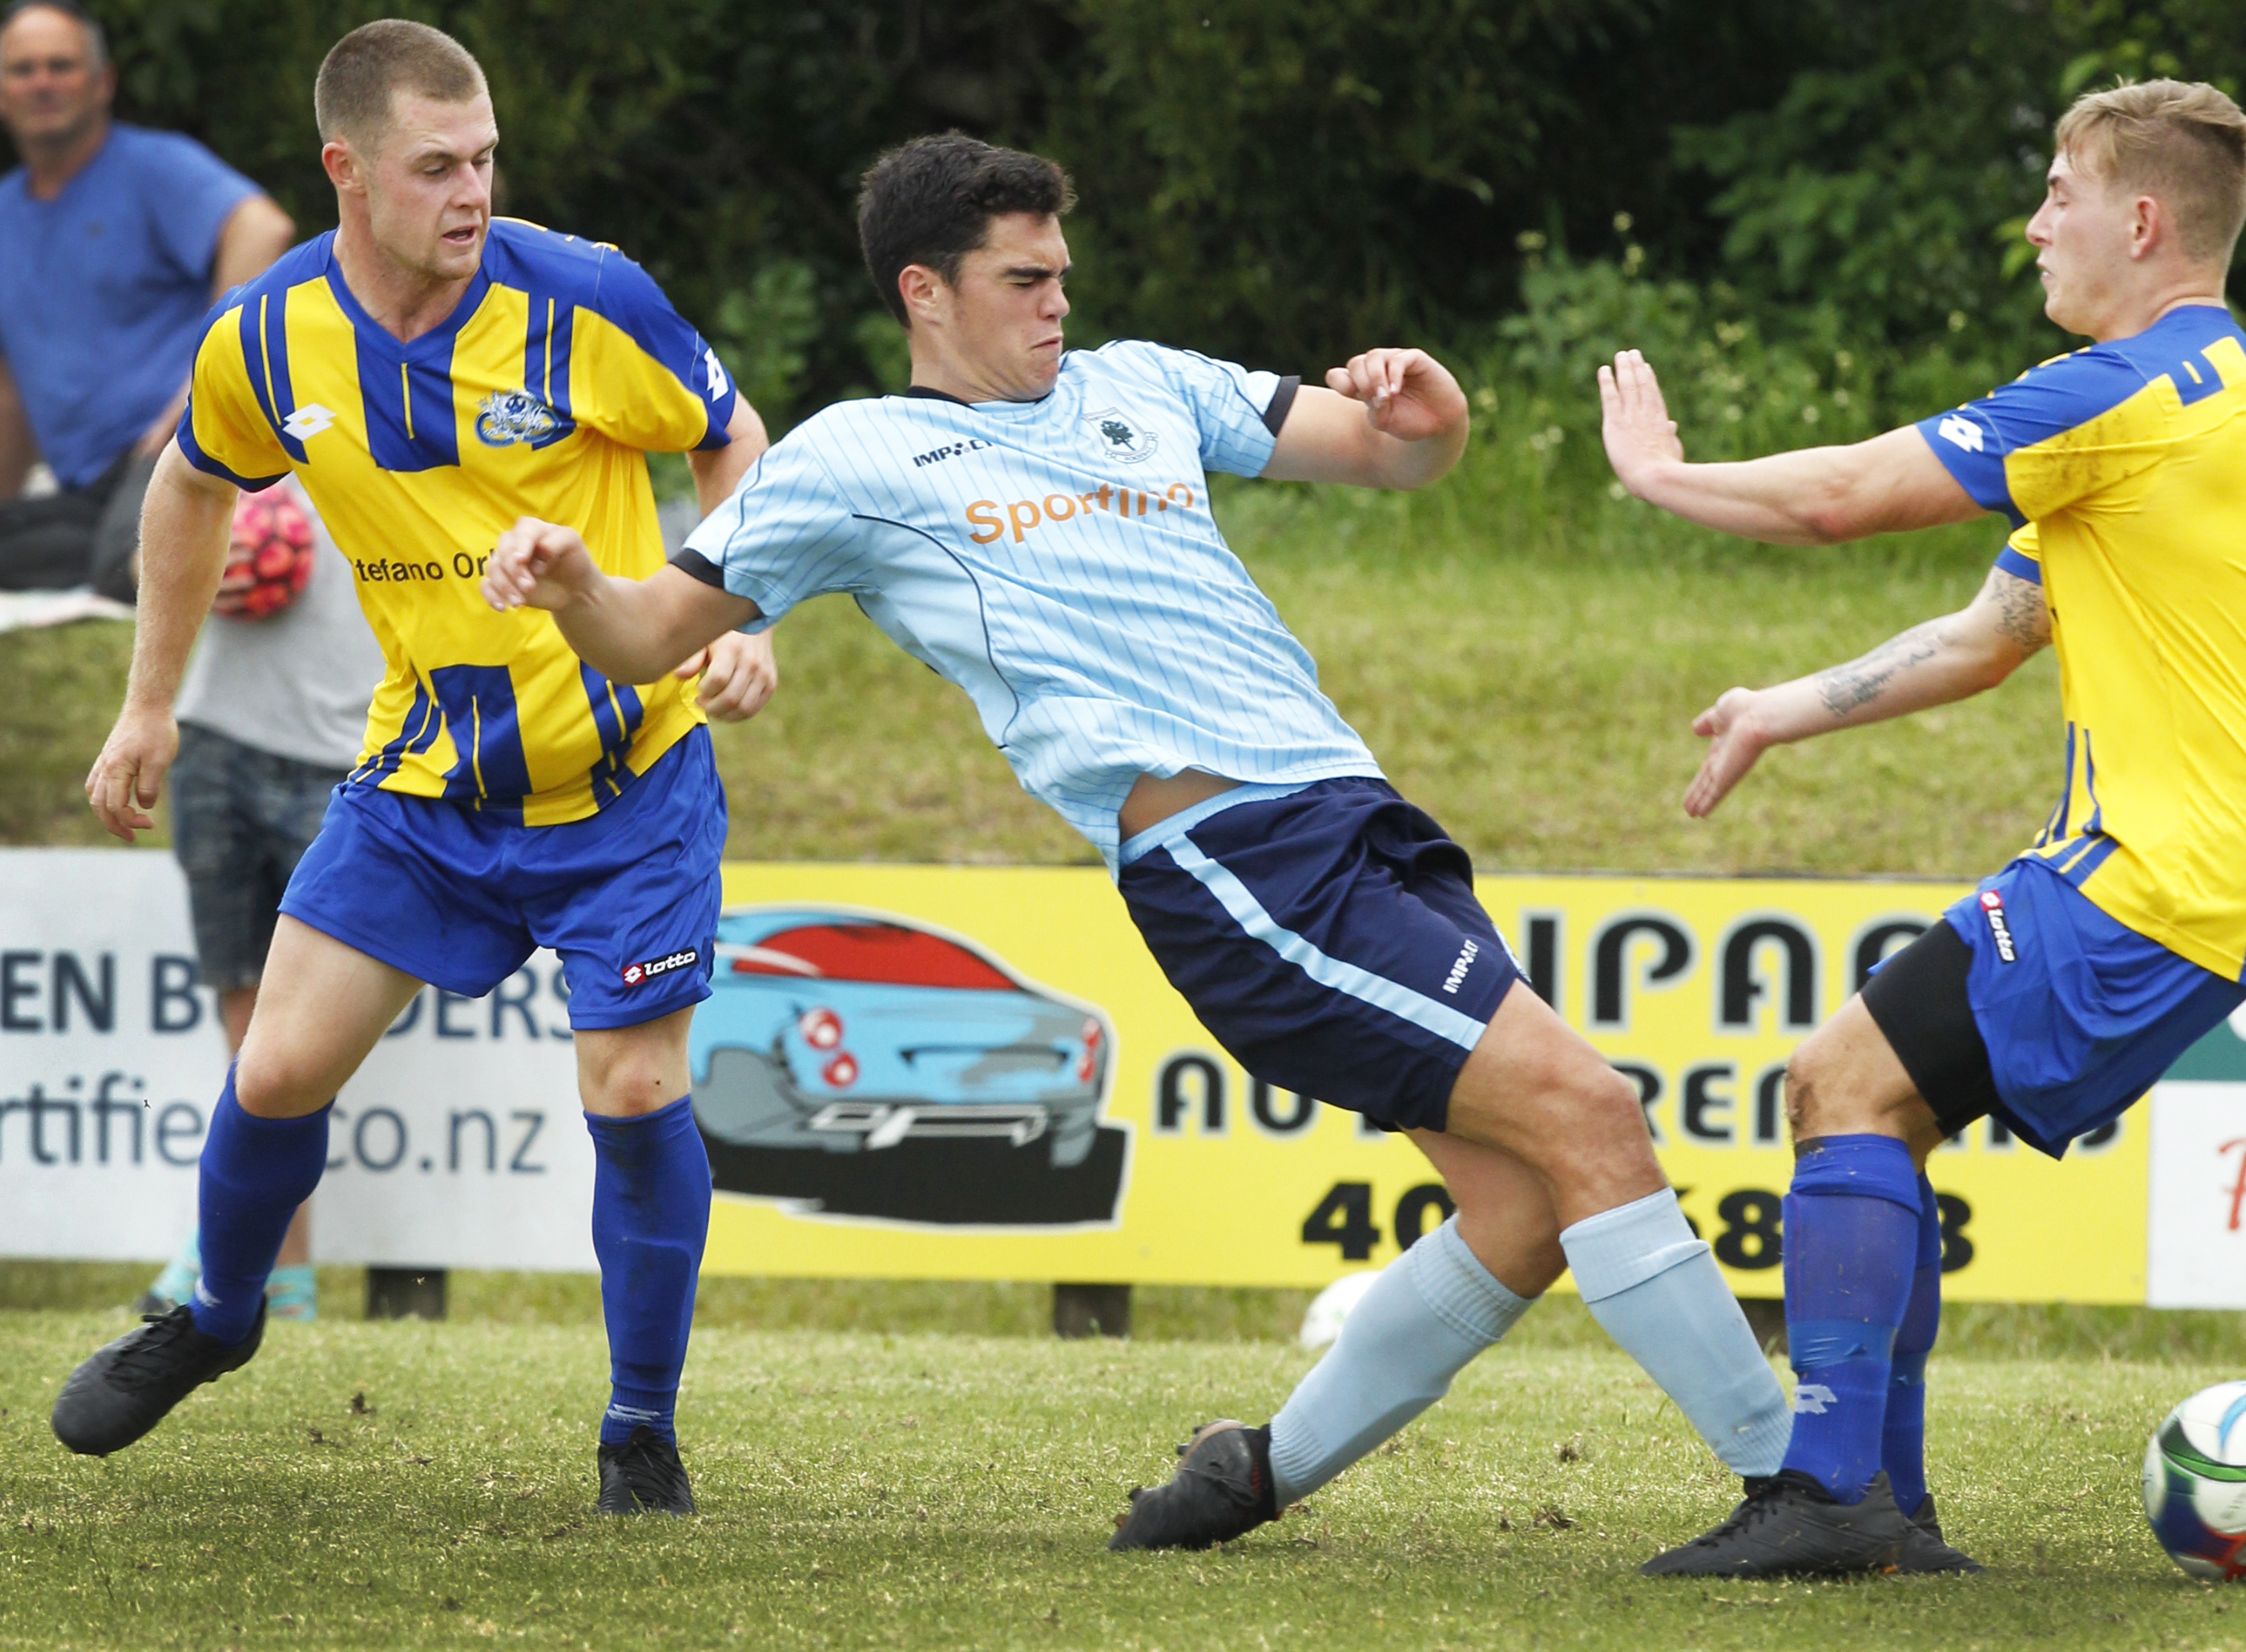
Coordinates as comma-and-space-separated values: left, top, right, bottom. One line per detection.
689, 906, 1130, 1226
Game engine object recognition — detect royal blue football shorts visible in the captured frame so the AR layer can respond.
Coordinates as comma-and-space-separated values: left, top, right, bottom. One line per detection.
1862, 854, 2243, 1156
1117, 777, 1518, 1132
279, 727, 725, 1031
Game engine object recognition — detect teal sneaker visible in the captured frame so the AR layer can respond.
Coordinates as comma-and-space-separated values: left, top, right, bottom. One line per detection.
265, 1266, 317, 1322
134, 1231, 201, 1316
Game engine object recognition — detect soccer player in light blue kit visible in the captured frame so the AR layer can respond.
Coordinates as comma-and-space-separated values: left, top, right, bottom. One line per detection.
486, 134, 1792, 1553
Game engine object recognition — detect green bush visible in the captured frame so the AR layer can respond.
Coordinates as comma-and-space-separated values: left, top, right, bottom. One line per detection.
12, 2, 2244, 419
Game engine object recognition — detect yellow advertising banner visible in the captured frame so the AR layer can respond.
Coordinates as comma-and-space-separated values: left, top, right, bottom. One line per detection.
699, 864, 2148, 1304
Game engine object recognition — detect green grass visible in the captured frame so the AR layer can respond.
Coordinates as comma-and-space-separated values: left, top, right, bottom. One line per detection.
704, 477, 2055, 874
16, 1261, 2246, 1365
4, 1311, 2244, 1651
0, 437, 2159, 1649
0, 622, 136, 848
2, 448, 2058, 874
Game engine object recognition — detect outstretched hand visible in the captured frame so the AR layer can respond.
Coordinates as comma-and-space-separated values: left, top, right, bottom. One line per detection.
1683, 687, 1773, 818
484, 518, 598, 614
674, 630, 778, 722
1325, 348, 1468, 443
1598, 349, 1684, 499
84, 705, 179, 844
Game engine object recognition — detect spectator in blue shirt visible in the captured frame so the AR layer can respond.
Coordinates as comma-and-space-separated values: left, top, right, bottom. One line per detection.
0, 0, 293, 597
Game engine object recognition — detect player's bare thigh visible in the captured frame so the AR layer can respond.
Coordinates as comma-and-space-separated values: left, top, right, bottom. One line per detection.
232, 916, 422, 1118
1406, 1128, 1567, 1299
1784, 994, 1948, 1165
1439, 981, 1668, 1229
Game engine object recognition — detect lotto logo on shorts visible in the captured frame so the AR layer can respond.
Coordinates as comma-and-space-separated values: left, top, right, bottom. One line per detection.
621, 949, 699, 987
1978, 890, 2018, 964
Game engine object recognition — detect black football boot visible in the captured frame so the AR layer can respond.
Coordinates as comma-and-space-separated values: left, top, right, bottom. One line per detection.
1109, 1419, 1279, 1551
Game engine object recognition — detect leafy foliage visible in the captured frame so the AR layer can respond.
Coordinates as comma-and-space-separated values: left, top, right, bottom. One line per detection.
6, 1, 2243, 428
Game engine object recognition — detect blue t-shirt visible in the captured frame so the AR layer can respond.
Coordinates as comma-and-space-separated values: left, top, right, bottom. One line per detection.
680, 341, 1384, 870
0, 124, 257, 488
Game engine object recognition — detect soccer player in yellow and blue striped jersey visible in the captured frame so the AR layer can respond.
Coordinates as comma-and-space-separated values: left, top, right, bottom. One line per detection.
61, 19, 768, 1516
178, 205, 739, 825
1600, 79, 2246, 1575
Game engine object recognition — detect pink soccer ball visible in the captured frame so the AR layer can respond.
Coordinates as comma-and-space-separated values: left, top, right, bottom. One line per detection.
213, 485, 314, 619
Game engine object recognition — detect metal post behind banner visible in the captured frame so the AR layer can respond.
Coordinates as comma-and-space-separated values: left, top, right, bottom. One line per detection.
367, 1267, 448, 1321
1052, 1282, 1131, 1338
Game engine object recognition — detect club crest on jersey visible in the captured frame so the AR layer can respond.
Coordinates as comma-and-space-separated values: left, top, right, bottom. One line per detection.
475, 389, 562, 448
1083, 407, 1158, 464
621, 948, 699, 988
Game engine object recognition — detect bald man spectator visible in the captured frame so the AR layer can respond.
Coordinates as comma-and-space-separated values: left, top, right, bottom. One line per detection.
0, 0, 293, 597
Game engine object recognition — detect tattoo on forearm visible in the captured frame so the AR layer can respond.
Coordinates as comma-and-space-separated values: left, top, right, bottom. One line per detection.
1814, 623, 1942, 716
1991, 570, 2052, 652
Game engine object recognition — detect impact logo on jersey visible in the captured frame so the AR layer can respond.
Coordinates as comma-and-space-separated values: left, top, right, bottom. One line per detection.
621, 948, 700, 988
475, 389, 562, 448
1082, 407, 1159, 464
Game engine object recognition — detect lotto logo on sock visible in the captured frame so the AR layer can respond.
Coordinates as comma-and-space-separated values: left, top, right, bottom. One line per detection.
1978, 890, 2018, 964
621, 949, 699, 988
1792, 1382, 1838, 1415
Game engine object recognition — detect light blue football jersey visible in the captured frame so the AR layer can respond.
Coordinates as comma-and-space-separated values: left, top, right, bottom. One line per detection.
680, 341, 1384, 869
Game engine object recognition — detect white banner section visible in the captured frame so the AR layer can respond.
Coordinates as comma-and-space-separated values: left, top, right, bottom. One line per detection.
2147, 1080, 2246, 1310
0, 849, 594, 1268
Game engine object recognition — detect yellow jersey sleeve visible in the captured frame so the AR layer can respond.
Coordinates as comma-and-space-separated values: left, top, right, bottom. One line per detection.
175, 302, 292, 488
1915, 311, 2238, 529
566, 245, 736, 454
1993, 523, 2040, 586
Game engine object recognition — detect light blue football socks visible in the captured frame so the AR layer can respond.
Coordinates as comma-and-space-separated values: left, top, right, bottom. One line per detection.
1777, 1134, 1922, 1502
1269, 1215, 1533, 1504
587, 1096, 712, 1447
1881, 1171, 1943, 1515
190, 1070, 331, 1346
1561, 1187, 1791, 1478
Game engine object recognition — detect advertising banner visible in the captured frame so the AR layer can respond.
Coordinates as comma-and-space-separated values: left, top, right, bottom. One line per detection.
2, 850, 2236, 1303
0, 849, 593, 1270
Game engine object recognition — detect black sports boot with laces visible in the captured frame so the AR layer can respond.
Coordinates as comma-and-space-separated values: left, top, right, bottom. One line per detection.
1639, 1469, 1914, 1578
51, 1301, 266, 1456
1896, 1492, 1985, 1574
1109, 1420, 1278, 1551
597, 1424, 697, 1515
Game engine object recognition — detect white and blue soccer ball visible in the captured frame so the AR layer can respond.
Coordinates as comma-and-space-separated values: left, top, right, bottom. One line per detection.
2143, 1381, 2246, 1580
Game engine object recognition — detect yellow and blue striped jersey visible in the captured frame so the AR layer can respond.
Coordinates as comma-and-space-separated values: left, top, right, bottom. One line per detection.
176, 218, 737, 825
1922, 303, 2246, 979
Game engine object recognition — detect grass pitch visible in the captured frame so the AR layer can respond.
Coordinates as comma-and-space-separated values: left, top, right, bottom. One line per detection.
3, 1306, 2243, 1651
2, 456, 2054, 880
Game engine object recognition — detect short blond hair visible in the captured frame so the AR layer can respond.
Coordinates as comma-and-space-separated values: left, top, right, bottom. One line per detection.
314, 19, 486, 148
2055, 78, 2246, 265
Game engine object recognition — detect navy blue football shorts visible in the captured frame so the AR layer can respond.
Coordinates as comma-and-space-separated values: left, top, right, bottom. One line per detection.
1861, 854, 2244, 1157
1117, 776, 1519, 1133
279, 727, 726, 1032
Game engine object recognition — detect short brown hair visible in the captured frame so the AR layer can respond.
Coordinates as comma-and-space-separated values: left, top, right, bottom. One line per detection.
2055, 78, 2246, 264
857, 135, 1075, 326
314, 19, 486, 148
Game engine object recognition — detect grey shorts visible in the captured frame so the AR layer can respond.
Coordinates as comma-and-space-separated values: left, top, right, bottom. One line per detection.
170, 724, 347, 994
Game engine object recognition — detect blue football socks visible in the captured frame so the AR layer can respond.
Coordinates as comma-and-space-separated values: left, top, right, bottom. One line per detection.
1777, 1134, 1921, 1502
587, 1096, 712, 1447
1561, 1188, 1792, 1478
1268, 1215, 1533, 1504
1881, 1172, 1943, 1515
191, 1070, 331, 1346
